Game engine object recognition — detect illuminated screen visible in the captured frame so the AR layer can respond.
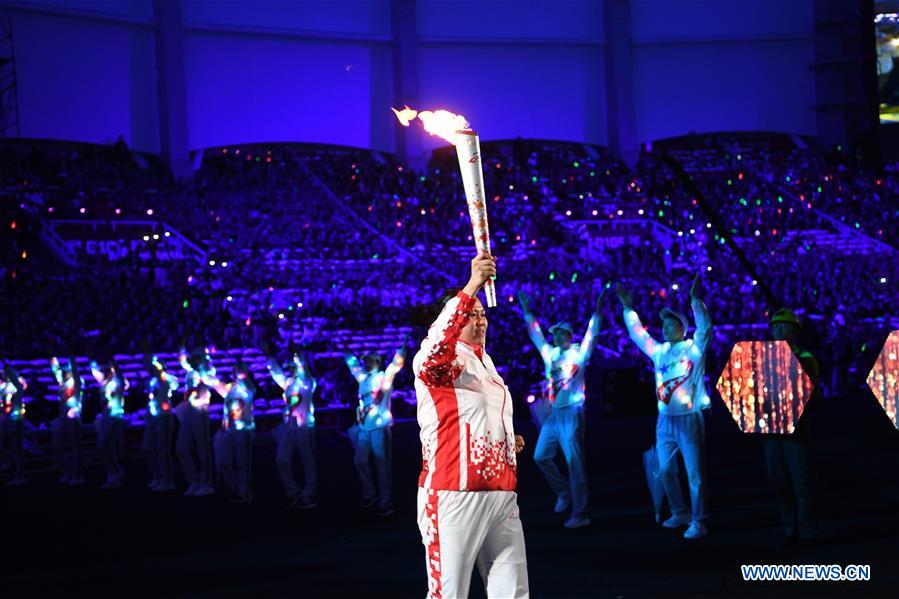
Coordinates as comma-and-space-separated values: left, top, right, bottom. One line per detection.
867, 330, 899, 429
877, 11, 899, 124
716, 340, 815, 434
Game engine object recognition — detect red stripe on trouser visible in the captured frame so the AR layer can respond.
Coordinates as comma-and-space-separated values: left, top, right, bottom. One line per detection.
428, 386, 461, 490
425, 489, 443, 598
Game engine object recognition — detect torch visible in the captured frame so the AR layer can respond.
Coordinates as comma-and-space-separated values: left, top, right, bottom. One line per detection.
393, 106, 497, 307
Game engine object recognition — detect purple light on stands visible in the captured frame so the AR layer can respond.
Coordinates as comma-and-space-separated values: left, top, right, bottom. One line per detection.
79, 207, 86, 214
146, 209, 154, 216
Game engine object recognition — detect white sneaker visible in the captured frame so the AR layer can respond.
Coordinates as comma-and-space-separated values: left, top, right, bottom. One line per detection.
7, 475, 26, 487
147, 479, 159, 490
153, 482, 175, 492
683, 521, 708, 539
662, 514, 691, 528
184, 482, 199, 496
563, 516, 591, 529
554, 496, 571, 513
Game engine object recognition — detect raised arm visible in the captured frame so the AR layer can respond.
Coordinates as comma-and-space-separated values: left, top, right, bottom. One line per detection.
50, 356, 64, 385
178, 348, 194, 373
416, 293, 475, 387
381, 346, 407, 395
344, 353, 365, 383
294, 355, 315, 392
267, 357, 288, 389
519, 291, 552, 365
164, 372, 179, 395
690, 274, 712, 356
89, 360, 105, 385
617, 283, 660, 358
415, 254, 495, 387
578, 288, 606, 365
5, 364, 27, 395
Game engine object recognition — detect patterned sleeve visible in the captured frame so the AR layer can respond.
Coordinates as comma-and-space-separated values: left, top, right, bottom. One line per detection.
524, 313, 553, 367
50, 357, 63, 385
89, 361, 104, 385
691, 298, 712, 357
415, 292, 476, 387
166, 373, 179, 396
381, 348, 406, 395
577, 312, 602, 366
623, 308, 660, 359
267, 358, 287, 389
344, 354, 365, 383
178, 349, 194, 373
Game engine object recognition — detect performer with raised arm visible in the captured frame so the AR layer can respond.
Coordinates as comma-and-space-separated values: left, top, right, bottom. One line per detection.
344, 342, 406, 516
176, 347, 215, 497
50, 356, 85, 485
414, 253, 529, 598
207, 359, 256, 503
617, 274, 712, 540
267, 348, 317, 509
1, 362, 28, 486
142, 354, 179, 492
90, 359, 130, 489
518, 285, 605, 528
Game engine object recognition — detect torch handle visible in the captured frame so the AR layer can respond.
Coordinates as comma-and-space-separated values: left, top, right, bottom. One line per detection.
454, 130, 498, 308
483, 278, 497, 308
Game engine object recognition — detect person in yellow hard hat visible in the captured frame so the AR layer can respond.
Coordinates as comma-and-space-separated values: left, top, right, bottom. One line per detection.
764, 308, 820, 547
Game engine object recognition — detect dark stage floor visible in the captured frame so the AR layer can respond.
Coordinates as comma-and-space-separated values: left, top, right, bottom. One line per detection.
3, 393, 899, 598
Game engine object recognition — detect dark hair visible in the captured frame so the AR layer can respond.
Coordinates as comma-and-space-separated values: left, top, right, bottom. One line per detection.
438, 287, 463, 306
409, 287, 465, 328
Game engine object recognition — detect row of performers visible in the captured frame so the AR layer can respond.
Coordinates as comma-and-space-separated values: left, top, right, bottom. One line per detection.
0, 348, 405, 513
0, 257, 817, 563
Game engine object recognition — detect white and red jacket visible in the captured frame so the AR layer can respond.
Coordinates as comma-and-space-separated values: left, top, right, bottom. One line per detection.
413, 291, 517, 492
623, 297, 712, 416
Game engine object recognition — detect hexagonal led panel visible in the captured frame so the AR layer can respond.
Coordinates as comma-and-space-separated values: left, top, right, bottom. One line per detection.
716, 340, 815, 434
867, 330, 899, 430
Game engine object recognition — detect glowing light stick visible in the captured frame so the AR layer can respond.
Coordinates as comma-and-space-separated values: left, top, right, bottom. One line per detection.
393, 105, 497, 307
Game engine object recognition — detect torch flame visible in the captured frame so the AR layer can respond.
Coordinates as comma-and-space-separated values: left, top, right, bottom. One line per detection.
392, 105, 471, 145
391, 105, 418, 127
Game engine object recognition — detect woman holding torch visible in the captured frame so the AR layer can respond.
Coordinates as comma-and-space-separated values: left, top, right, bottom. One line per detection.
413, 253, 529, 598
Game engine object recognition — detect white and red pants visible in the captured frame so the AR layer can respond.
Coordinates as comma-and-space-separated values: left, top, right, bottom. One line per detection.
417, 488, 529, 599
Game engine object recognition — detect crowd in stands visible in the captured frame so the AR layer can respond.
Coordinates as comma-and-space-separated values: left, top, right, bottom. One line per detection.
1, 134, 896, 431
